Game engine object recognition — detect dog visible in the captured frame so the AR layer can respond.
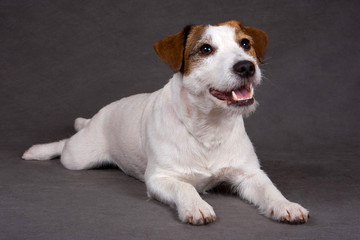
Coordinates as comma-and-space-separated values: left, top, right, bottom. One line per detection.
23, 20, 309, 225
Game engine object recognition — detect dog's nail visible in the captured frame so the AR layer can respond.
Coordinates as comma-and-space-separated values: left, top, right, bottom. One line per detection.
285, 210, 291, 221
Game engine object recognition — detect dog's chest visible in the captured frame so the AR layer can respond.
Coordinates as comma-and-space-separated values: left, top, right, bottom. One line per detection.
180, 164, 243, 193
184, 168, 217, 192
175, 146, 247, 192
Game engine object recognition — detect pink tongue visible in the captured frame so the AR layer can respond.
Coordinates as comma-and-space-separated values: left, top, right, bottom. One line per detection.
234, 87, 250, 99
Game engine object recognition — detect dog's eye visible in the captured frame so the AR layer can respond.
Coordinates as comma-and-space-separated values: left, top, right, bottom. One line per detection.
200, 44, 213, 55
240, 38, 251, 51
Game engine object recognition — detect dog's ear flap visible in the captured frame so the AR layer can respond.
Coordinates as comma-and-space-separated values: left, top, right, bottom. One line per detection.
244, 26, 268, 64
154, 25, 192, 73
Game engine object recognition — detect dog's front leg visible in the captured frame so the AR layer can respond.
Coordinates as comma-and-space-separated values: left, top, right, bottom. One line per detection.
231, 169, 309, 224
146, 175, 216, 225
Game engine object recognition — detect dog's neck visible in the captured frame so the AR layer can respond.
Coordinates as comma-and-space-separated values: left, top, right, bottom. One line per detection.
169, 73, 245, 149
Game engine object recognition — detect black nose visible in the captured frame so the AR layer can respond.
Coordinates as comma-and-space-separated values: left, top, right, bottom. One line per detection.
233, 60, 255, 78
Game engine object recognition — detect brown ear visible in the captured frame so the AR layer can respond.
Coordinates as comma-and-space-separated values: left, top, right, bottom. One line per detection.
153, 26, 192, 73
244, 26, 268, 64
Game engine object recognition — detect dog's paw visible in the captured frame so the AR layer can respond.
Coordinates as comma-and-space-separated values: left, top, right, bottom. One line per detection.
178, 199, 216, 225
22, 145, 45, 160
22, 142, 60, 161
265, 200, 309, 224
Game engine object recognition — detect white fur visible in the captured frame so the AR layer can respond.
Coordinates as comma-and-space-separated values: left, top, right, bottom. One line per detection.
23, 25, 308, 225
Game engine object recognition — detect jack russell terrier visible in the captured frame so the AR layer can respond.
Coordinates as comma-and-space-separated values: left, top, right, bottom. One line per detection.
23, 20, 309, 225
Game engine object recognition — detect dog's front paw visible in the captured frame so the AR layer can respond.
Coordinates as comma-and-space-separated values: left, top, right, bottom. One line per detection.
265, 200, 309, 224
178, 199, 216, 225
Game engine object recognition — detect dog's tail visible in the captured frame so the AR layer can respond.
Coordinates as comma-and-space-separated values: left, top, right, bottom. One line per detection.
22, 117, 91, 161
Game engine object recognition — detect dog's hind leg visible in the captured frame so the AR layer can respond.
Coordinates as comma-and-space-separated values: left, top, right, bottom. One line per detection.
59, 123, 111, 170
22, 117, 91, 160
22, 117, 91, 161
22, 139, 67, 161
23, 116, 111, 170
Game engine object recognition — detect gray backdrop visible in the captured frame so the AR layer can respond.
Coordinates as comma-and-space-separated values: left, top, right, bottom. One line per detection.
1, 0, 359, 239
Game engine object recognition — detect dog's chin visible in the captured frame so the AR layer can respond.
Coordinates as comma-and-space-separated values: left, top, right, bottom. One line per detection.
222, 97, 258, 117
232, 99, 258, 117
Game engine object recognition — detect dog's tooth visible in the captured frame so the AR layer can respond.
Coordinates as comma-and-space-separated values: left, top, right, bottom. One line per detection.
250, 86, 254, 98
232, 91, 239, 101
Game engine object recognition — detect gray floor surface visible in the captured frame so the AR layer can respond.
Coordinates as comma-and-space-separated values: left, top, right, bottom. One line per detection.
1, 0, 359, 239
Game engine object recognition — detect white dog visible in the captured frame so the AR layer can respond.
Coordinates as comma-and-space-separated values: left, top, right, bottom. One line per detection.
23, 20, 309, 225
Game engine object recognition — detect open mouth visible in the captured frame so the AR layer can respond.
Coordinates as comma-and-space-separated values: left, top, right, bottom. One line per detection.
209, 82, 254, 106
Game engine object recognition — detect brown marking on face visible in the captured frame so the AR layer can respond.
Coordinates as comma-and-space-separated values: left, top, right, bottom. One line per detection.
153, 25, 193, 73
243, 26, 268, 63
217, 20, 268, 64
182, 25, 207, 75
153, 25, 207, 75
153, 21, 268, 74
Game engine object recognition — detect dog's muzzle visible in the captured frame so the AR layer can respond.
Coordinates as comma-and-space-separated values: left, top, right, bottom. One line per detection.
209, 60, 256, 106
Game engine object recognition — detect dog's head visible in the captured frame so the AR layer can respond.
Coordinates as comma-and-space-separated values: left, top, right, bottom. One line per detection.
154, 20, 268, 116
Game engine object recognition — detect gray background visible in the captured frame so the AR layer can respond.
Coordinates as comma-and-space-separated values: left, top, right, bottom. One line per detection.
1, 0, 359, 239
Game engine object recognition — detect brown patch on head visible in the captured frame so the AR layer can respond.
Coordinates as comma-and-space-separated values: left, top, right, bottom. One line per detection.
154, 25, 193, 73
182, 25, 206, 75
153, 25, 206, 75
243, 26, 268, 63
217, 20, 268, 63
